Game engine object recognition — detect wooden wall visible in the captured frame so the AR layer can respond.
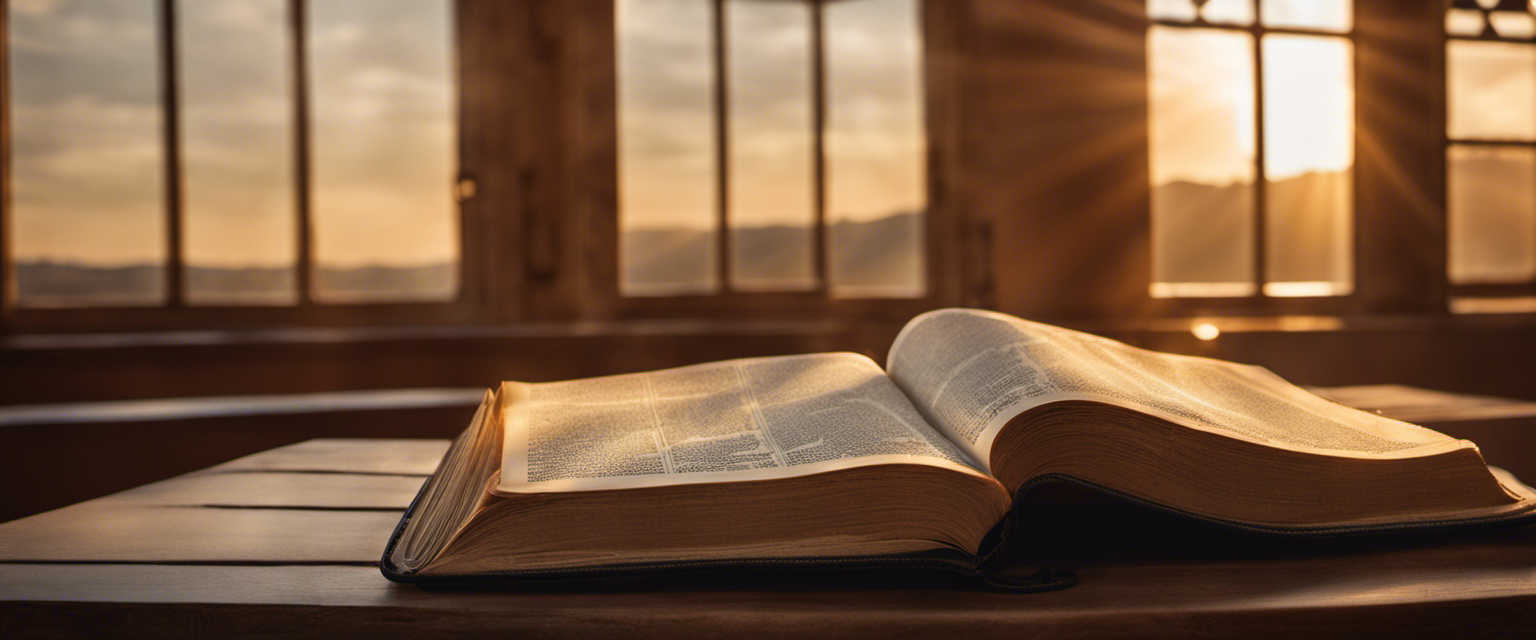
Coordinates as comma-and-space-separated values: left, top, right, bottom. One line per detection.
4, 0, 1536, 521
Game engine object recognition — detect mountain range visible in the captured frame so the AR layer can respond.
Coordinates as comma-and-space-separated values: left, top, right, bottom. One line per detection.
16, 212, 926, 305
1154, 171, 1352, 287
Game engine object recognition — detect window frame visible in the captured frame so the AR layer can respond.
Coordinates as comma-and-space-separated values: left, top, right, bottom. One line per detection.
1142, 1, 1365, 316
0, 0, 488, 334
1, 0, 960, 335
607, 0, 961, 322
1444, 0, 1536, 303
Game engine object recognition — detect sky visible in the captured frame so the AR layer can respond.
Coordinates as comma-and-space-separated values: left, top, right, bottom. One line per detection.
1147, 26, 1354, 187
7, 0, 455, 268
1448, 40, 1536, 141
1147, 0, 1356, 187
13, 0, 1529, 267
10, 0, 923, 269
617, 0, 925, 232
1146, 1, 1358, 294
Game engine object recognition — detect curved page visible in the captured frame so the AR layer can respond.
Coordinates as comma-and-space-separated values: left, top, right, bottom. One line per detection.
886, 309, 1465, 471
498, 353, 985, 493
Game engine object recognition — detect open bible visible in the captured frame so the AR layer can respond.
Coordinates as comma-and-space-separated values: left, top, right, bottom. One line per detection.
381, 309, 1536, 590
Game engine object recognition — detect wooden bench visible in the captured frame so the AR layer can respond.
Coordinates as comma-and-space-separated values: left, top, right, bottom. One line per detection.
2, 437, 1535, 639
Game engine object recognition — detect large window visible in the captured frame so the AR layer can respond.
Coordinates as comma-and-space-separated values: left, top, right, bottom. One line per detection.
1145, 0, 1355, 300
4, 0, 457, 310
616, 0, 927, 299
1446, 0, 1536, 313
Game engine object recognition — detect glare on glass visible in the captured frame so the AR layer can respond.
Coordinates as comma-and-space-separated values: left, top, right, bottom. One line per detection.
1260, 0, 1351, 32
1449, 41, 1536, 142
1449, 145, 1536, 284
1489, 11, 1536, 39
825, 0, 925, 298
1147, 0, 1253, 25
1199, 0, 1255, 26
618, 0, 719, 296
309, 0, 457, 302
1447, 8, 1489, 37
727, 0, 816, 291
8, 0, 165, 307
1147, 0, 1199, 22
1147, 27, 1257, 298
1262, 34, 1353, 296
179, 0, 296, 305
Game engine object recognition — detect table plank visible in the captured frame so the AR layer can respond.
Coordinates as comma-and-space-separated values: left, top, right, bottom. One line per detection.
1, 552, 1534, 640
103, 472, 424, 510
0, 502, 395, 563
199, 439, 448, 476
4, 438, 1536, 639
1316, 384, 1536, 423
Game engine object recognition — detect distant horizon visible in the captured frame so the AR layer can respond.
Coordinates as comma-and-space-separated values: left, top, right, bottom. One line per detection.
1151, 168, 1348, 190
16, 209, 926, 270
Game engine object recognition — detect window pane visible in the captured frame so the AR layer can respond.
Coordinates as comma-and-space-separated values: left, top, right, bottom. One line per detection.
727, 0, 815, 291
1449, 144, 1536, 284
1446, 8, 1488, 37
618, 0, 718, 295
1489, 11, 1536, 39
179, 0, 295, 305
1262, 34, 1353, 296
309, 0, 456, 302
825, 0, 925, 298
8, 0, 164, 307
1199, 0, 1255, 26
1448, 40, 1536, 142
1147, 27, 1256, 298
1260, 0, 1351, 32
1147, 0, 1198, 22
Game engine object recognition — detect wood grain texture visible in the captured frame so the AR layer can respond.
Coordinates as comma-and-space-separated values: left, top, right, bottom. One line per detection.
105, 472, 425, 510
3, 542, 1536, 640
0, 502, 393, 563
4, 440, 1536, 638
200, 439, 449, 476
0, 410, 460, 524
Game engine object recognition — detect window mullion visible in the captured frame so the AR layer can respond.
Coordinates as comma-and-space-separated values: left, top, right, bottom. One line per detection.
810, 0, 829, 292
158, 0, 185, 308
290, 0, 314, 306
0, 2, 12, 313
1250, 20, 1268, 297
712, 0, 732, 295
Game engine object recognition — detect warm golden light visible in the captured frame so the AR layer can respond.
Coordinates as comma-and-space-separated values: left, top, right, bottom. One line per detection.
9, 0, 458, 305
618, 0, 925, 297
1264, 281, 1351, 297
1261, 35, 1354, 182
1448, 40, 1536, 141
1147, 27, 1255, 295
1191, 322, 1221, 341
1147, 19, 1354, 298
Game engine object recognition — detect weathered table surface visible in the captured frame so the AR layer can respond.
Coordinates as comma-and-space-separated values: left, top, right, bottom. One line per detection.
3, 438, 1535, 639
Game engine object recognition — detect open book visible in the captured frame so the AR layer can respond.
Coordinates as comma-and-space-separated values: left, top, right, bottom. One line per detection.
381, 309, 1536, 590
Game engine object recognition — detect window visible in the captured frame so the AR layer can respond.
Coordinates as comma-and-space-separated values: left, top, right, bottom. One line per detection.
4, 0, 457, 312
616, 0, 927, 299
1145, 0, 1354, 300
1445, 0, 1536, 312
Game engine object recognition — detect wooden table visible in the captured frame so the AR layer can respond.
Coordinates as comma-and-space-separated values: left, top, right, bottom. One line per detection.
3, 438, 1535, 639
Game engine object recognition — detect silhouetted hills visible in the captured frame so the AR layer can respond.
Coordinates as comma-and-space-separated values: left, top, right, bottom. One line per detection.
1154, 171, 1350, 286
1448, 151, 1536, 281
14, 211, 924, 303
15, 262, 166, 306
16, 262, 456, 306
623, 211, 924, 296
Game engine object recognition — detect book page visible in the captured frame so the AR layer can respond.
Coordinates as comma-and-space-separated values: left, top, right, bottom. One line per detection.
887, 309, 1465, 470
497, 353, 984, 493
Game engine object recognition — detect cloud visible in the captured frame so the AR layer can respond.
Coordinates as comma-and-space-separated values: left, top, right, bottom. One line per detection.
11, 0, 457, 268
